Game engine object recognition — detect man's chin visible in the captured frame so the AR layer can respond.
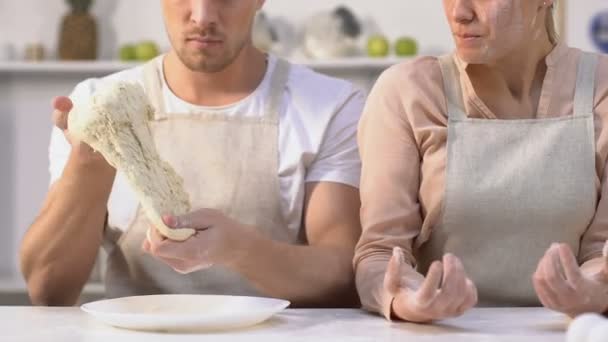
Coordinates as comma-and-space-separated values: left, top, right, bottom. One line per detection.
178, 51, 233, 73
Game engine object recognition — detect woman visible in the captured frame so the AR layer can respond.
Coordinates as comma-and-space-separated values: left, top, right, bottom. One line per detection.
355, 0, 608, 323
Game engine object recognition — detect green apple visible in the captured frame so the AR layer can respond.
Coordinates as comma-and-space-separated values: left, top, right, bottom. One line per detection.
367, 35, 390, 58
395, 37, 418, 57
135, 41, 160, 61
119, 44, 136, 61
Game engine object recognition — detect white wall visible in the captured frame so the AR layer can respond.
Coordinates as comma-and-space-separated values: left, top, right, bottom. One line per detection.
0, 0, 453, 60
0, 80, 15, 276
566, 0, 607, 52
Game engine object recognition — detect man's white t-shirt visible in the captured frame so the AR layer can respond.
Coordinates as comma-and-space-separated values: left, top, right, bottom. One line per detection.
49, 55, 364, 236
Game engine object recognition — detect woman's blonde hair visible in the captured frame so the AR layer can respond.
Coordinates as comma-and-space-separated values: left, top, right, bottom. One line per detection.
546, 1, 559, 45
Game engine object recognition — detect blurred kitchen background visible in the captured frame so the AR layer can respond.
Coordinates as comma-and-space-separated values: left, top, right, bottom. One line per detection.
0, 0, 606, 305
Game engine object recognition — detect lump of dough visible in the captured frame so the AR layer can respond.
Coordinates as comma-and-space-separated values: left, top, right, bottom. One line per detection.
567, 313, 605, 342
68, 81, 195, 241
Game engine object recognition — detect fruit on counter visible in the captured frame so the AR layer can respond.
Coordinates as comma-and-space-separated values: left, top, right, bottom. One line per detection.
395, 37, 418, 57
119, 44, 137, 61
134, 41, 160, 61
366, 35, 390, 58
118, 41, 160, 61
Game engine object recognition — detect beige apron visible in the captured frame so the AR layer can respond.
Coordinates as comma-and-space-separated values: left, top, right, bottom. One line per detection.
103, 57, 299, 298
417, 53, 599, 306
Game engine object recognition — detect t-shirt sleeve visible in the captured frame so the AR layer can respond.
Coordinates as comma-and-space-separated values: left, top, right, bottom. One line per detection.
304, 87, 365, 188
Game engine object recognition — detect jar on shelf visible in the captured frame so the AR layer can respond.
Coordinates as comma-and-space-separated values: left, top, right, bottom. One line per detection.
24, 43, 46, 62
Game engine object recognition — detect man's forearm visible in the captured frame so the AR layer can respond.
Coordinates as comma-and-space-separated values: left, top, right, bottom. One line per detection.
20, 156, 115, 305
229, 230, 357, 307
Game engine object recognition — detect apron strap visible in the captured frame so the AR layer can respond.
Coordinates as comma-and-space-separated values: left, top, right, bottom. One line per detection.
438, 54, 467, 120
142, 55, 289, 122
142, 56, 166, 120
264, 58, 290, 123
573, 52, 599, 117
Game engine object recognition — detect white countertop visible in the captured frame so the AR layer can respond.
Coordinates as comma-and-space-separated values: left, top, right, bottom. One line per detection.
0, 307, 568, 342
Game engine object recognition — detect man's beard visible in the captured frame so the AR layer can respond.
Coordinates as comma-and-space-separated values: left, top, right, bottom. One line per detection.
176, 34, 247, 73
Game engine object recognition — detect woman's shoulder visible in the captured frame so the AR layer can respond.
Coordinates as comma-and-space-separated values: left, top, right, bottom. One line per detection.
572, 49, 608, 114
588, 49, 608, 78
566, 48, 608, 121
378, 56, 443, 88
560, 46, 608, 72
371, 55, 447, 112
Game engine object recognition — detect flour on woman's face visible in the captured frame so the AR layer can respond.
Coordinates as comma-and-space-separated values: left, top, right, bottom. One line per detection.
444, 0, 548, 64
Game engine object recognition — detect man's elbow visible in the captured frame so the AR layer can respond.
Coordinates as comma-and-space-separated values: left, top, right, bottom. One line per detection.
333, 275, 360, 308
25, 269, 80, 306
327, 251, 359, 307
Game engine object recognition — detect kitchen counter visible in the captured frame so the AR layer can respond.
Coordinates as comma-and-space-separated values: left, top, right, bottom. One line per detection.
0, 307, 568, 341
0, 276, 105, 306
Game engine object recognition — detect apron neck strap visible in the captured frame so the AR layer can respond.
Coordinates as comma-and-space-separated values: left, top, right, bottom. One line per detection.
573, 52, 599, 117
264, 58, 290, 123
142, 56, 290, 123
142, 56, 166, 120
438, 55, 467, 120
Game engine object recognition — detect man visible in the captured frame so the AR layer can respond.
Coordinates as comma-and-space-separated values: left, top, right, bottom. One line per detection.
20, 0, 363, 307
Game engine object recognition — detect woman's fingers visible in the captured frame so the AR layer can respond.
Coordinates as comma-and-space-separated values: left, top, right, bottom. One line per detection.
384, 247, 405, 296
418, 260, 443, 304
438, 254, 467, 312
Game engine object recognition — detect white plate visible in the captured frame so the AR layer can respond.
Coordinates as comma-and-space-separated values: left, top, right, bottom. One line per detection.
81, 294, 290, 332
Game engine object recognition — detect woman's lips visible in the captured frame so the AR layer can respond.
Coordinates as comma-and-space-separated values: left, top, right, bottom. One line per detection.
455, 34, 483, 46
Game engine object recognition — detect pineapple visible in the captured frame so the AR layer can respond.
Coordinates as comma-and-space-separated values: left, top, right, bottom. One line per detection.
58, 0, 97, 60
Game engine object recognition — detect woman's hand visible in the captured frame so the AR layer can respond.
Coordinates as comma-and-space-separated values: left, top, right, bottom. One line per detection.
385, 247, 478, 323
533, 243, 608, 317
